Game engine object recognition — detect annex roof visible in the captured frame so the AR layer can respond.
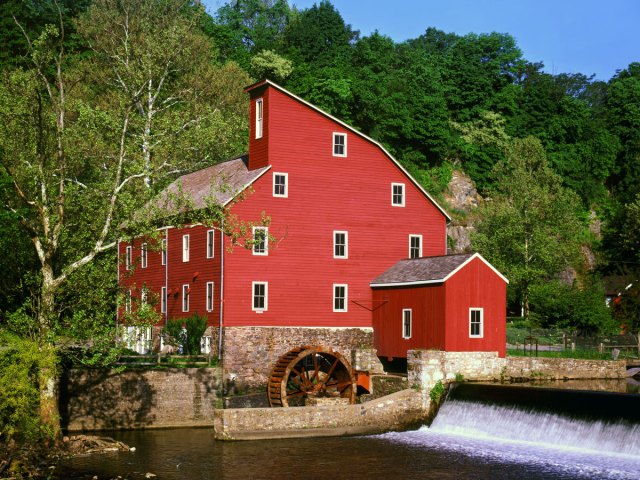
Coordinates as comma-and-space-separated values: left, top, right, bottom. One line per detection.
155, 155, 270, 212
370, 253, 508, 288
245, 79, 452, 222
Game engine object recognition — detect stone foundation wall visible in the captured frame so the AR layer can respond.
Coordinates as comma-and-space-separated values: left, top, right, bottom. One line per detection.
407, 350, 627, 390
221, 326, 377, 388
213, 389, 428, 440
62, 368, 223, 432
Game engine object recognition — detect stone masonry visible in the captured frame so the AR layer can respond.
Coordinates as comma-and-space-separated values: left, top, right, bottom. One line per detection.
62, 368, 223, 431
221, 326, 379, 388
407, 350, 628, 391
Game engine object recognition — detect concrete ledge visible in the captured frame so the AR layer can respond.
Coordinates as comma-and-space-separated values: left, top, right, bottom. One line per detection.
213, 389, 429, 441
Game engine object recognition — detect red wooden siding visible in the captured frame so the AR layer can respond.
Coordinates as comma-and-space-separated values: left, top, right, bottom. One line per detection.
371, 256, 507, 358
222, 85, 447, 328
444, 257, 507, 356
247, 84, 269, 171
372, 284, 446, 358
119, 227, 222, 325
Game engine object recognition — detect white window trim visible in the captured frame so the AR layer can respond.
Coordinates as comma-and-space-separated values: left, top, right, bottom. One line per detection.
469, 308, 484, 338
333, 284, 348, 312
141, 243, 148, 268
206, 281, 214, 312
273, 172, 288, 198
182, 234, 190, 262
333, 230, 348, 259
252, 226, 268, 256
402, 308, 412, 339
333, 132, 347, 157
255, 98, 263, 139
161, 238, 167, 266
392, 183, 405, 207
252, 281, 268, 312
161, 287, 167, 314
182, 284, 190, 312
140, 287, 148, 306
207, 229, 215, 259
125, 246, 132, 270
409, 234, 423, 259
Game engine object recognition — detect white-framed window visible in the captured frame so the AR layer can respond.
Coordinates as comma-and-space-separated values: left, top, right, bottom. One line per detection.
125, 289, 132, 313
256, 98, 263, 139
333, 231, 348, 259
252, 281, 268, 312
207, 229, 215, 259
252, 226, 268, 256
141, 243, 148, 268
392, 183, 405, 207
273, 172, 288, 197
409, 234, 422, 259
141, 287, 148, 305
182, 284, 190, 312
161, 238, 167, 266
161, 287, 167, 314
333, 132, 347, 157
470, 308, 484, 338
206, 282, 214, 312
333, 284, 348, 312
402, 309, 412, 339
125, 246, 132, 270
182, 234, 189, 262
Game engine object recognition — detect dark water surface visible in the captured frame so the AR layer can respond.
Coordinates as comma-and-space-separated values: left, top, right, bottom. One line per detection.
60, 382, 640, 480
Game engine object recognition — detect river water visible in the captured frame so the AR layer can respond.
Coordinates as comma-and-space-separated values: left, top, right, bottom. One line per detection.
60, 382, 640, 480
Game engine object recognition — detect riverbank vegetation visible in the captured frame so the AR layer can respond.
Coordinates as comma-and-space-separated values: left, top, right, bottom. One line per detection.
1, 0, 639, 448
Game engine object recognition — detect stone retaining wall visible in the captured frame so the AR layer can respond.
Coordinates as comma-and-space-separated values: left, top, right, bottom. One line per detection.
221, 326, 378, 388
407, 350, 628, 390
62, 368, 223, 432
213, 389, 428, 440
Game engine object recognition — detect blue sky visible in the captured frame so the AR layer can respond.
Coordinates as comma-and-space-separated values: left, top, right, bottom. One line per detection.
203, 0, 639, 81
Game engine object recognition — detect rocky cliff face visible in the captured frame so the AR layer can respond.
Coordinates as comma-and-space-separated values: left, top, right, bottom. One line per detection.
443, 170, 481, 254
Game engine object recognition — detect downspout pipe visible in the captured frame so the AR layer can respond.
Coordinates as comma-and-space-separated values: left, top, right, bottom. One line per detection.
218, 219, 224, 360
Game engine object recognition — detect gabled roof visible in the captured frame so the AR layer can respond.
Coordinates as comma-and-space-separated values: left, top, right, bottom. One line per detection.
245, 79, 451, 222
156, 155, 270, 212
370, 253, 508, 288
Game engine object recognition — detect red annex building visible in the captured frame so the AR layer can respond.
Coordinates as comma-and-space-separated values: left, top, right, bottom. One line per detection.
119, 80, 507, 388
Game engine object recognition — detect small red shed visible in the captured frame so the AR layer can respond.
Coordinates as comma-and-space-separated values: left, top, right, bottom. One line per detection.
370, 253, 508, 358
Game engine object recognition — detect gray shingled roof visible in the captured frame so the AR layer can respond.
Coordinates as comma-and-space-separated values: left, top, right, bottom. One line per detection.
371, 254, 476, 286
153, 155, 269, 213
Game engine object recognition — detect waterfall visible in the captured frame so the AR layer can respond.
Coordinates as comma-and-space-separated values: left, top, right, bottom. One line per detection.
430, 399, 640, 455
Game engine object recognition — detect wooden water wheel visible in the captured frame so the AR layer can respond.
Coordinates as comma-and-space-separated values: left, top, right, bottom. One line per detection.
268, 346, 357, 407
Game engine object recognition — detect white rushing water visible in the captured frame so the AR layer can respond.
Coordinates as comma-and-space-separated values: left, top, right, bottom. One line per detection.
378, 399, 640, 480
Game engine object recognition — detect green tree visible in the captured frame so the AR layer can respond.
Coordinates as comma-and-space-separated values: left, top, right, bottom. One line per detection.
0, 0, 256, 434
607, 63, 640, 205
212, 0, 291, 67
472, 137, 584, 321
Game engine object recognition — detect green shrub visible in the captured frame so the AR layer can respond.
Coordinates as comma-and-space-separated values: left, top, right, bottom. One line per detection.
429, 380, 445, 403
0, 331, 57, 442
162, 318, 186, 352
184, 314, 208, 355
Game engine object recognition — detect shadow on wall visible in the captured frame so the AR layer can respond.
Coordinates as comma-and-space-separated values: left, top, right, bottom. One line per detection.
59, 368, 157, 431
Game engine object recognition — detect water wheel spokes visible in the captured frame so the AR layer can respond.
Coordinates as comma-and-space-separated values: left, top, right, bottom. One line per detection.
268, 346, 357, 407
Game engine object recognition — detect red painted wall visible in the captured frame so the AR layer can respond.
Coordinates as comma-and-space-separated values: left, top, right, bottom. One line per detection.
221, 85, 447, 328
247, 84, 269, 171
372, 284, 446, 358
120, 83, 448, 330
444, 257, 507, 357
119, 227, 222, 325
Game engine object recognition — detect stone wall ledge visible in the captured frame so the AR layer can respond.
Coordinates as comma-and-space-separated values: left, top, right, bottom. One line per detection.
213, 389, 429, 441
